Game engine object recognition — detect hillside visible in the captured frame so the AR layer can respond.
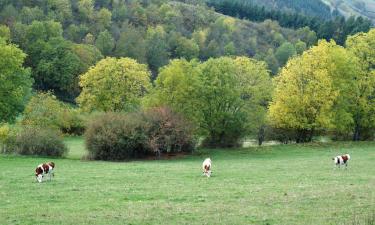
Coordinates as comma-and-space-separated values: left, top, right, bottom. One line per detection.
0, 0, 319, 101
322, 0, 375, 24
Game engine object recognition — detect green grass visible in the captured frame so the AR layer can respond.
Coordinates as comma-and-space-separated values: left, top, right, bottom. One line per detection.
0, 139, 374, 224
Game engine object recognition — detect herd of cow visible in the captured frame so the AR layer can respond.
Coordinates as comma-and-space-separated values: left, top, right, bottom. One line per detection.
34, 154, 350, 183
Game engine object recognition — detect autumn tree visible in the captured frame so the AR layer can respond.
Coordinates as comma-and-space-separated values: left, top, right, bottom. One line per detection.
268, 40, 359, 142
77, 57, 151, 112
345, 29, 375, 140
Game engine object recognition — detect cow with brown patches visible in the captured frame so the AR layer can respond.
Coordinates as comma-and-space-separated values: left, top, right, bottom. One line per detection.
332, 154, 350, 169
202, 158, 212, 177
35, 162, 55, 183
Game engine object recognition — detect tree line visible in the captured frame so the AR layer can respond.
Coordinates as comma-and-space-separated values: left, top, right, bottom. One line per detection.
2, 28, 374, 146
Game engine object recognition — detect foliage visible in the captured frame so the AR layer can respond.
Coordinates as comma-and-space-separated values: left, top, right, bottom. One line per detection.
142, 107, 196, 156
85, 112, 149, 160
85, 107, 196, 160
0, 24, 10, 41
0, 38, 33, 123
268, 40, 360, 142
10, 126, 67, 157
95, 30, 114, 56
0, 123, 13, 153
22, 92, 84, 135
275, 42, 296, 66
0, 0, 338, 83
345, 29, 375, 140
77, 57, 151, 112
148, 56, 272, 148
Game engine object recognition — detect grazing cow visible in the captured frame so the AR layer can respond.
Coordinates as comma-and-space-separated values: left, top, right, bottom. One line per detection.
202, 158, 212, 177
332, 154, 350, 169
35, 162, 55, 183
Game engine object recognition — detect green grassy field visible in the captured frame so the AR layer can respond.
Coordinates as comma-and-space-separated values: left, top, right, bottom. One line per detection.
0, 139, 374, 225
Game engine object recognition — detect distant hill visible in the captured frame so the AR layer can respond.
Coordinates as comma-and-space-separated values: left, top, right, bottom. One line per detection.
214, 0, 333, 19
322, 0, 375, 24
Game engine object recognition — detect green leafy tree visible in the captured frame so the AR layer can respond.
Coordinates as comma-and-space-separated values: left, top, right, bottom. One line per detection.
145, 25, 169, 73
0, 38, 33, 122
20, 6, 44, 24
114, 24, 146, 63
94, 8, 112, 32
0, 25, 10, 41
144, 59, 202, 126
77, 0, 94, 22
173, 36, 200, 60
147, 56, 272, 147
21, 92, 64, 130
275, 41, 296, 66
46, 0, 73, 25
95, 30, 114, 56
198, 57, 271, 147
295, 40, 307, 55
32, 38, 81, 101
77, 57, 151, 112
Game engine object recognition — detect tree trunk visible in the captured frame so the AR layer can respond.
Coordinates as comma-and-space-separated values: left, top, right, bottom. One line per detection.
155, 149, 161, 159
353, 124, 360, 141
258, 125, 265, 146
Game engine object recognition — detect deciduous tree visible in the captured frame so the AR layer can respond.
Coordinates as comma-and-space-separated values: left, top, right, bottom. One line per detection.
77, 57, 151, 112
0, 38, 33, 122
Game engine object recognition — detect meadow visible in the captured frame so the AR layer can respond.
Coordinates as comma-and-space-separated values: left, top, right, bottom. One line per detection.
0, 139, 374, 225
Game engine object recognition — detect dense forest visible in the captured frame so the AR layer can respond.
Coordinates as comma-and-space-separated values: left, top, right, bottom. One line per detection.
207, 0, 372, 45
218, 0, 334, 19
0, 0, 321, 101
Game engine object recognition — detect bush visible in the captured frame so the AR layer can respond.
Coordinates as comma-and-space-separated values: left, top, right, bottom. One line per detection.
60, 108, 86, 135
0, 123, 17, 153
85, 112, 149, 160
11, 127, 67, 157
85, 107, 196, 160
22, 92, 85, 135
142, 107, 196, 157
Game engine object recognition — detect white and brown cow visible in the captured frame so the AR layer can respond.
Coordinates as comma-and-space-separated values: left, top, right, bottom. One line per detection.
332, 154, 350, 169
35, 162, 55, 183
202, 158, 212, 177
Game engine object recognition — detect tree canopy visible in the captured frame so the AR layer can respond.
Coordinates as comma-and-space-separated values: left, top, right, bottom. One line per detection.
147, 56, 272, 147
77, 57, 151, 112
0, 38, 33, 122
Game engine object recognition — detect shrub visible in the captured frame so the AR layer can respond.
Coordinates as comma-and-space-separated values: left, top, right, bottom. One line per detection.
142, 107, 196, 157
22, 92, 85, 135
12, 127, 67, 157
0, 123, 16, 153
85, 112, 149, 160
85, 107, 196, 160
60, 108, 86, 135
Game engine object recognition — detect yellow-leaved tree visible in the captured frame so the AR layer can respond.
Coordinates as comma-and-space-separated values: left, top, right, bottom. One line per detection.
345, 28, 375, 140
77, 57, 151, 112
268, 40, 360, 142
